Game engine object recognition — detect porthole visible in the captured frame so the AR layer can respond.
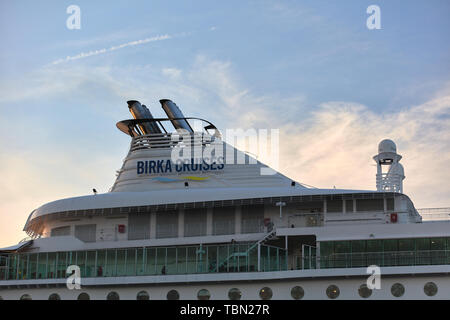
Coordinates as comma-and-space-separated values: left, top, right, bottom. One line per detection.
137, 290, 150, 300
291, 286, 305, 300
107, 291, 120, 300
228, 288, 242, 300
326, 285, 340, 299
424, 282, 438, 297
20, 294, 32, 300
48, 293, 61, 300
358, 284, 372, 298
259, 287, 273, 300
77, 292, 90, 300
167, 289, 180, 300
197, 289, 211, 300
391, 283, 405, 298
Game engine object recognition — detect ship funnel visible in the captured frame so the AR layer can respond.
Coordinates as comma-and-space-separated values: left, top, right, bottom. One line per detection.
127, 100, 162, 134
160, 99, 193, 133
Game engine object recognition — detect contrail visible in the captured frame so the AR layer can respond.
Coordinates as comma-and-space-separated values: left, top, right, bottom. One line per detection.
52, 34, 172, 65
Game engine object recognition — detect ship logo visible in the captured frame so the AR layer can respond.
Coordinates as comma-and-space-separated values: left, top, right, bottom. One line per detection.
151, 176, 209, 182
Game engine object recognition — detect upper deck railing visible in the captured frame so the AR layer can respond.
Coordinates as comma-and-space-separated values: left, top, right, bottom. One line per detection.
130, 132, 217, 152
417, 208, 450, 221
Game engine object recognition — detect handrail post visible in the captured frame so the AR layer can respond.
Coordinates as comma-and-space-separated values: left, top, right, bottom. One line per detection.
257, 243, 261, 272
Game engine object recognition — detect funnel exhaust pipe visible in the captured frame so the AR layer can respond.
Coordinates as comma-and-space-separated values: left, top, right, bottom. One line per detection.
160, 99, 193, 133
127, 100, 162, 134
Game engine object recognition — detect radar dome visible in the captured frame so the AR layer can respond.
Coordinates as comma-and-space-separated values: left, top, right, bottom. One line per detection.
378, 139, 397, 154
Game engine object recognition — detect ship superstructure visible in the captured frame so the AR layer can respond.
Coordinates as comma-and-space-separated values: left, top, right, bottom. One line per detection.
0, 99, 449, 300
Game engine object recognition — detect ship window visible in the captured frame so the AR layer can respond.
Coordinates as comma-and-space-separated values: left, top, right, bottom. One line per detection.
128, 212, 150, 240
137, 290, 150, 300
228, 288, 242, 300
399, 239, 414, 251
391, 283, 405, 297
75, 224, 97, 243
386, 198, 394, 211
197, 289, 211, 300
20, 294, 32, 300
351, 240, 366, 253
167, 289, 180, 300
213, 207, 235, 235
383, 239, 398, 251
259, 287, 273, 300
51, 226, 70, 237
48, 293, 60, 300
107, 291, 120, 300
327, 200, 343, 213
334, 241, 350, 253
356, 199, 384, 212
77, 292, 90, 300
291, 286, 305, 300
430, 238, 445, 250
320, 242, 333, 256
367, 240, 383, 252
416, 238, 430, 251
326, 285, 340, 299
156, 211, 178, 238
358, 284, 372, 298
184, 208, 207, 237
345, 200, 354, 213
424, 282, 438, 297
241, 205, 264, 234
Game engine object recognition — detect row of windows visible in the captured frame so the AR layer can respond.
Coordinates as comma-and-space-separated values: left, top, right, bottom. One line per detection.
52, 206, 266, 242
13, 281, 438, 300
0, 243, 287, 281
326, 198, 393, 213
52, 199, 394, 242
319, 238, 450, 269
321, 237, 450, 256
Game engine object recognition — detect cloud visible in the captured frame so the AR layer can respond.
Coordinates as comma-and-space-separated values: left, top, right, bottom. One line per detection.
162, 68, 182, 80
51, 34, 172, 65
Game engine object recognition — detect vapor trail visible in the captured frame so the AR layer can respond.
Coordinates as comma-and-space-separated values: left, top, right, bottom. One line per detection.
52, 34, 172, 65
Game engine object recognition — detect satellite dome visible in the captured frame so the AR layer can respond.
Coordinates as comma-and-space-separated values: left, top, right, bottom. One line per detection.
378, 139, 397, 154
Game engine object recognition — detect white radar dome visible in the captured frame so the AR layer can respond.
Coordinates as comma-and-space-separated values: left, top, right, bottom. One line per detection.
378, 139, 397, 154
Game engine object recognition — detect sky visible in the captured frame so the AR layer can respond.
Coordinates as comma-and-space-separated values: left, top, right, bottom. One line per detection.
0, 0, 449, 246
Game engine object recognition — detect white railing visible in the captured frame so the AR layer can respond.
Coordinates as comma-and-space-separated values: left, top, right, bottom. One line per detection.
130, 132, 216, 151
417, 208, 450, 221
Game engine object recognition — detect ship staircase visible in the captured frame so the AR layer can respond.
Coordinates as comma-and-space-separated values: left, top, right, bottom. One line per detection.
212, 228, 278, 273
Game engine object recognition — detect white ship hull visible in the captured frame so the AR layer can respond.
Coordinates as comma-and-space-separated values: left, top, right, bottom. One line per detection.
2, 266, 449, 300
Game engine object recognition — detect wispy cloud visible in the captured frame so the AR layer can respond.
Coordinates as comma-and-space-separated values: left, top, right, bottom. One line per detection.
51, 34, 172, 65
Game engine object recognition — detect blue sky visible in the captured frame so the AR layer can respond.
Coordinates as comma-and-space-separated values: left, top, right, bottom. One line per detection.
0, 0, 449, 245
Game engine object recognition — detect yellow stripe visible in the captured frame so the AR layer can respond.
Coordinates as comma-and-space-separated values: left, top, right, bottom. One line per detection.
183, 176, 209, 181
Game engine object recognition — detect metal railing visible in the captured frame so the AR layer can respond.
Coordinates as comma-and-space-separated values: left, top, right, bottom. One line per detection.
418, 208, 450, 221
318, 249, 450, 269
0, 242, 287, 282
130, 132, 217, 151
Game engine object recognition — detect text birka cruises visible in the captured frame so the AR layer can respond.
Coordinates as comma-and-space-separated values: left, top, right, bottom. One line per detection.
137, 158, 225, 175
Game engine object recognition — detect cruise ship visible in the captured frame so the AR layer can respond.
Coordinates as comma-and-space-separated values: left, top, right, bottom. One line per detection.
0, 99, 449, 300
